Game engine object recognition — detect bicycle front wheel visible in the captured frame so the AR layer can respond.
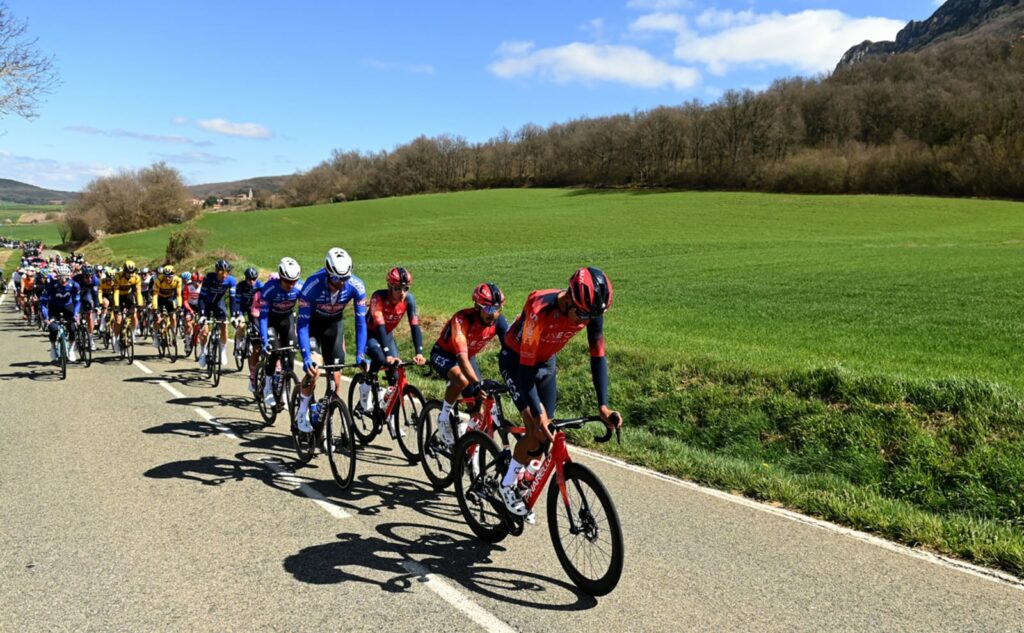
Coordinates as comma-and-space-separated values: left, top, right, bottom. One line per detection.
325, 396, 356, 490
453, 431, 510, 544
394, 385, 425, 463
290, 390, 315, 464
125, 329, 135, 364
418, 400, 457, 490
58, 337, 67, 380
234, 335, 245, 371
547, 462, 624, 596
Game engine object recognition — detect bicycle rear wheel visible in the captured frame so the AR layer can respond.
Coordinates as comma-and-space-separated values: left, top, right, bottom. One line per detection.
418, 400, 457, 490
547, 462, 624, 596
125, 329, 135, 364
347, 373, 381, 445
58, 336, 67, 381
210, 338, 221, 387
325, 395, 357, 490
393, 385, 425, 463
453, 431, 510, 544
290, 390, 315, 464
79, 324, 93, 368
233, 333, 245, 371
168, 326, 178, 362
255, 361, 276, 426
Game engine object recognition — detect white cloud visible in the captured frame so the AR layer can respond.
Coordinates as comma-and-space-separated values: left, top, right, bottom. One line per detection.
0, 150, 113, 190
153, 151, 235, 165
65, 124, 213, 147
667, 10, 904, 74
197, 118, 273, 139
171, 116, 187, 125
630, 12, 692, 35
626, 0, 693, 10
490, 41, 699, 89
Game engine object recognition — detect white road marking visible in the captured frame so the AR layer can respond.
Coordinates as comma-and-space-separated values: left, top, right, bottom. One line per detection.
158, 381, 185, 399
191, 406, 238, 439
133, 360, 153, 374
402, 560, 516, 633
261, 457, 351, 519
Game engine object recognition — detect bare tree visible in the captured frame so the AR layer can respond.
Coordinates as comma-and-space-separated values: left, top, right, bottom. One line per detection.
0, 2, 59, 120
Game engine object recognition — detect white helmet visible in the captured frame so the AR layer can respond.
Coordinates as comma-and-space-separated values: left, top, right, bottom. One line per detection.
324, 247, 352, 279
56, 265, 71, 277
278, 257, 301, 281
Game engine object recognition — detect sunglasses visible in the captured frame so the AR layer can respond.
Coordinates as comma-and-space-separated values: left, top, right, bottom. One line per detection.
390, 284, 410, 292
476, 303, 501, 315
328, 274, 349, 283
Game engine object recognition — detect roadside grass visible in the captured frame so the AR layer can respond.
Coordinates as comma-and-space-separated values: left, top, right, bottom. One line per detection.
0, 222, 62, 246
83, 188, 1024, 574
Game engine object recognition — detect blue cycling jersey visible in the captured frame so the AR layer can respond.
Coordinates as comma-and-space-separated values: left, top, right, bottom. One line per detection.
297, 269, 368, 364
72, 273, 99, 305
198, 272, 237, 314
232, 279, 262, 315
41, 279, 81, 320
258, 278, 304, 343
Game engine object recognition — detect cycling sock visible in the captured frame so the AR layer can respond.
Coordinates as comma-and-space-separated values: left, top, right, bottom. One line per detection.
502, 458, 523, 488
297, 394, 312, 417
439, 399, 454, 423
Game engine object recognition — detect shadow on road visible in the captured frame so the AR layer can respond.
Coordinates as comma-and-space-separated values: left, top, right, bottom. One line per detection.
283, 522, 598, 610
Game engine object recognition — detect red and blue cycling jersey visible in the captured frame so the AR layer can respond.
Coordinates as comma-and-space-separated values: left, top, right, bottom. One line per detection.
436, 308, 508, 358
258, 277, 304, 342
369, 289, 423, 354
297, 268, 368, 364
504, 289, 608, 406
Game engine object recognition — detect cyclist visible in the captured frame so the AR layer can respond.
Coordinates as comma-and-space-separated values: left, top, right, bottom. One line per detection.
112, 260, 143, 354
72, 265, 100, 349
12, 267, 23, 308
40, 265, 81, 363
232, 267, 263, 392
358, 266, 426, 411
497, 267, 621, 516
258, 258, 303, 406
197, 259, 237, 370
152, 265, 183, 349
430, 282, 509, 446
181, 271, 201, 344
295, 247, 368, 433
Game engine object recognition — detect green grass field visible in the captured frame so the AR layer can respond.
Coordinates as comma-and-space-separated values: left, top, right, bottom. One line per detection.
85, 189, 1024, 573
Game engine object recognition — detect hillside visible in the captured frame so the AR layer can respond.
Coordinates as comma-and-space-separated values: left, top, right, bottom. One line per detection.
187, 175, 288, 199
838, 0, 1024, 67
0, 179, 76, 205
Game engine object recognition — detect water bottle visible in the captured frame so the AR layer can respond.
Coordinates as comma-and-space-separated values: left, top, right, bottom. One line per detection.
519, 459, 543, 488
309, 402, 320, 426
489, 400, 500, 423
384, 385, 397, 407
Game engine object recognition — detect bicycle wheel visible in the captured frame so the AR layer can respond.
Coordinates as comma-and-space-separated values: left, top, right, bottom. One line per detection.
393, 384, 425, 463
126, 329, 135, 364
418, 400, 457, 490
547, 462, 625, 596
255, 361, 276, 426
347, 373, 381, 445
168, 326, 178, 362
192, 329, 201, 361
325, 395, 357, 490
81, 326, 93, 368
453, 431, 510, 544
233, 334, 245, 371
210, 339, 221, 387
290, 390, 315, 463
58, 336, 67, 381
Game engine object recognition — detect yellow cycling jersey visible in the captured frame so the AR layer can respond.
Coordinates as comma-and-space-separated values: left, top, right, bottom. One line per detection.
113, 272, 142, 307
152, 275, 182, 309
99, 278, 115, 297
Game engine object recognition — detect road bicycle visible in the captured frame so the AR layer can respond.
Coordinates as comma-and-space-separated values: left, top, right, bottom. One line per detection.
347, 361, 426, 463
419, 379, 520, 491
253, 344, 299, 426
289, 362, 358, 491
52, 316, 73, 380
75, 318, 93, 368
454, 415, 624, 596
155, 309, 178, 362
202, 319, 227, 387
232, 317, 258, 372
116, 308, 135, 364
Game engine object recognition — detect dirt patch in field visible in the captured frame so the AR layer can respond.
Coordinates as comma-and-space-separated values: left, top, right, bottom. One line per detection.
16, 213, 51, 224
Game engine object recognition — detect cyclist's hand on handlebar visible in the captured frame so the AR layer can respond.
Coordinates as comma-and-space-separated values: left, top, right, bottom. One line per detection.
302, 358, 318, 375
385, 355, 397, 366
413, 354, 426, 366
263, 341, 274, 355
600, 405, 622, 429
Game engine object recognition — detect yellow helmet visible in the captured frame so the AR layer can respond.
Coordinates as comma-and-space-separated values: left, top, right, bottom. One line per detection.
123, 260, 137, 273
163, 264, 175, 275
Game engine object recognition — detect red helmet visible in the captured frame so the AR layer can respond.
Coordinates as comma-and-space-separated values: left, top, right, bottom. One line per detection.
472, 282, 504, 309
568, 267, 613, 316
387, 266, 412, 287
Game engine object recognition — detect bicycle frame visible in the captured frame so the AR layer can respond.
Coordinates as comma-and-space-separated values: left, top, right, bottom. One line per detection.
520, 431, 571, 510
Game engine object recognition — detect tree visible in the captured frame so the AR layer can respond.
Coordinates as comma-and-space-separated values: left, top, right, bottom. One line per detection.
0, 2, 59, 120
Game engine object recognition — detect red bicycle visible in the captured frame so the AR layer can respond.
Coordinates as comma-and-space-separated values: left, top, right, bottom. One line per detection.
454, 414, 624, 596
347, 361, 426, 463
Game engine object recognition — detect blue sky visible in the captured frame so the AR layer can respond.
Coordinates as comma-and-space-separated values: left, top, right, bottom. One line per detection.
0, 0, 943, 191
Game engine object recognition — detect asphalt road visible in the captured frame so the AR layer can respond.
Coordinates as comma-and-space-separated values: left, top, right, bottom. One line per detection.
2, 293, 1023, 632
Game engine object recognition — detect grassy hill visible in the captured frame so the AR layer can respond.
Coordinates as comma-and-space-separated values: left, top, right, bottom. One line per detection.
187, 175, 288, 198
0, 179, 75, 205
83, 189, 1024, 574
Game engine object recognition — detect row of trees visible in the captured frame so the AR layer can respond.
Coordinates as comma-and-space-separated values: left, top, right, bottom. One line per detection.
64, 163, 195, 242
280, 36, 1024, 205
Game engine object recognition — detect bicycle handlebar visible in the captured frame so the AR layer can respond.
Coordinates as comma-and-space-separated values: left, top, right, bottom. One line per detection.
551, 413, 622, 444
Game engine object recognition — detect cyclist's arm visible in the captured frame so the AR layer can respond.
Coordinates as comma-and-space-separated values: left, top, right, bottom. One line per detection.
354, 290, 368, 363
587, 316, 609, 407
133, 279, 142, 305
258, 291, 271, 344
40, 287, 50, 320
72, 285, 81, 319
151, 286, 159, 310
406, 293, 424, 355
174, 280, 182, 309
297, 290, 313, 365
113, 285, 121, 308
450, 316, 481, 383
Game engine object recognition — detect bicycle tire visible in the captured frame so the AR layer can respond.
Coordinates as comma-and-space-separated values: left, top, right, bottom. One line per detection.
211, 338, 221, 387
82, 326, 93, 368
453, 431, 510, 544
347, 374, 382, 445
418, 400, 457, 490
325, 395, 357, 490
290, 389, 315, 463
394, 385, 425, 463
233, 333, 245, 371
168, 326, 178, 362
255, 360, 276, 426
547, 462, 625, 596
58, 336, 67, 381
126, 329, 135, 364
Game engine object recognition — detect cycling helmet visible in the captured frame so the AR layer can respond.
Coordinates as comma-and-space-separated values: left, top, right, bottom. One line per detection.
387, 266, 412, 287
123, 259, 137, 273
181, 271, 192, 283
56, 265, 71, 278
141, 267, 149, 274
278, 257, 301, 281
472, 282, 504, 308
568, 267, 613, 317
268, 273, 280, 282
325, 247, 352, 279
163, 265, 175, 275
83, 265, 95, 276
215, 258, 232, 272
244, 266, 259, 281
